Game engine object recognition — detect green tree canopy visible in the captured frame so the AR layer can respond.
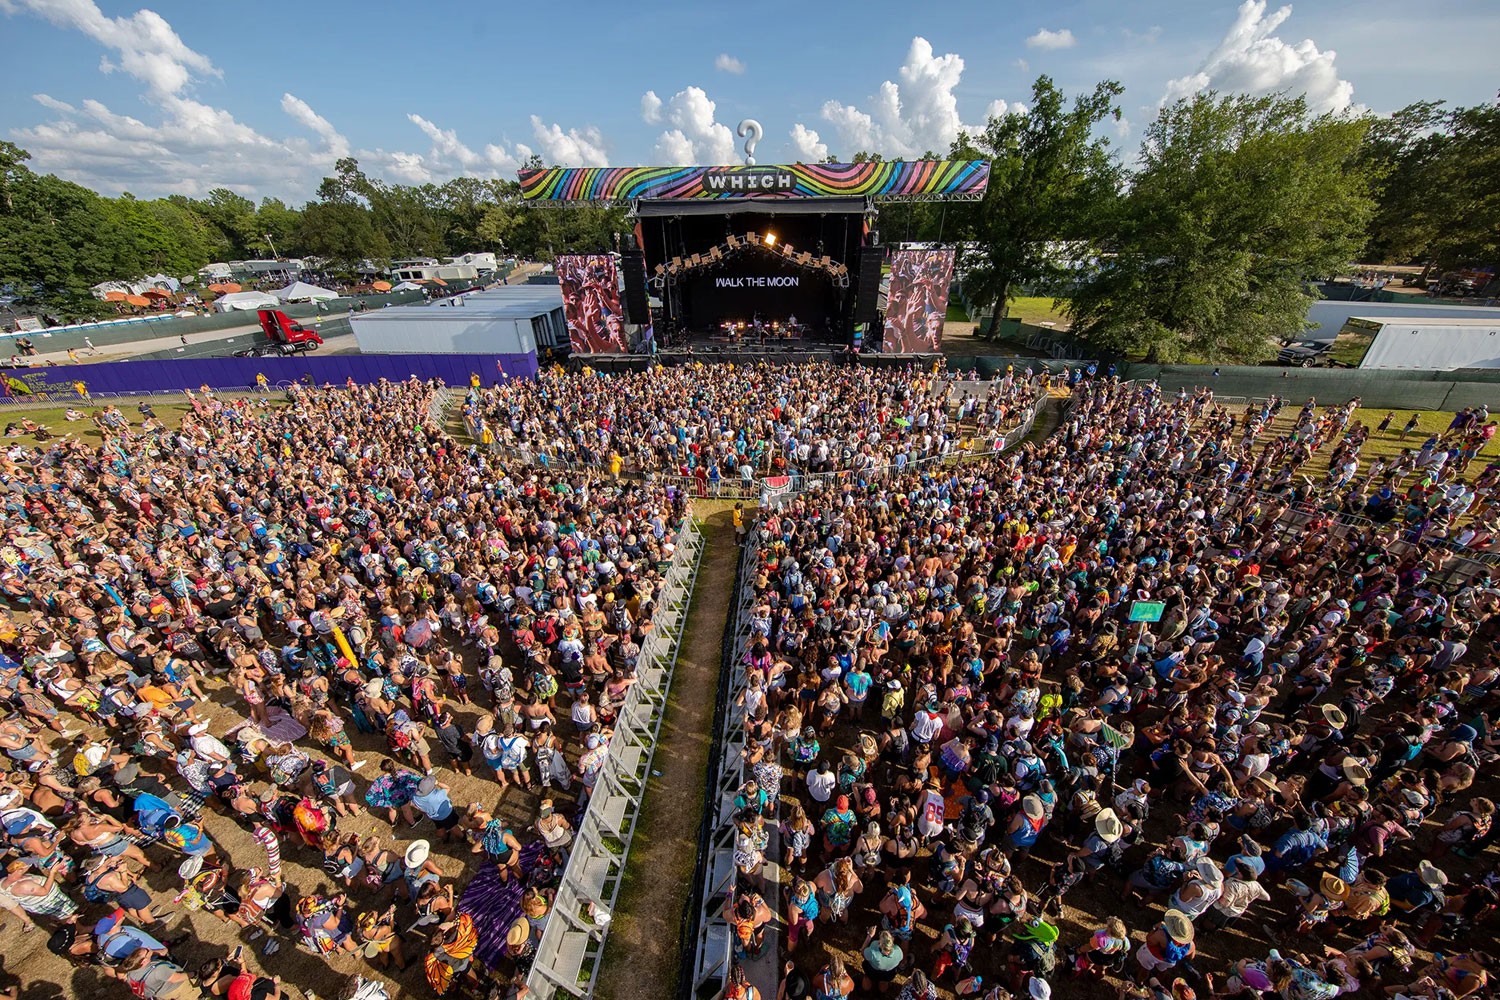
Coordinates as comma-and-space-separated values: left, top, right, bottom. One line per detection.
948, 76, 1124, 332
1068, 93, 1374, 362
1360, 97, 1500, 270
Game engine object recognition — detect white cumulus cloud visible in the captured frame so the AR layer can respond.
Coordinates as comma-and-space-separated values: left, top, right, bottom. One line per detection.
529, 116, 609, 166
2, 0, 610, 198
283, 93, 350, 159
647, 86, 737, 165
800, 37, 1014, 158
789, 123, 828, 162
1026, 28, 1076, 50
1162, 0, 1355, 114
640, 90, 663, 124
714, 53, 746, 75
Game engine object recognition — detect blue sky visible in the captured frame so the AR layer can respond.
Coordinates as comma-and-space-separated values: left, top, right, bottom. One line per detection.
1, 0, 1496, 202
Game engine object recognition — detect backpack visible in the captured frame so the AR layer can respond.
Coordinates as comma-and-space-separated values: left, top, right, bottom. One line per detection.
81, 862, 118, 904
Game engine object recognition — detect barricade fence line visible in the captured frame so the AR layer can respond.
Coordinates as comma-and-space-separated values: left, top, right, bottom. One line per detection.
688, 524, 766, 998
526, 516, 704, 1000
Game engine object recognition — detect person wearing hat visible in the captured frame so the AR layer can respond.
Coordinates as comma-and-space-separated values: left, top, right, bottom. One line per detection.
1135, 910, 1195, 978
1386, 859, 1448, 919
1169, 858, 1224, 919
400, 840, 443, 903
1070, 808, 1129, 873
1292, 873, 1350, 934
535, 799, 573, 853
1005, 795, 1049, 858
1204, 860, 1270, 929
410, 775, 461, 840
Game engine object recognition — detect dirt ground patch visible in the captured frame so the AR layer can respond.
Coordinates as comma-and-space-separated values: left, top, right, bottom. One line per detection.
595, 509, 738, 1000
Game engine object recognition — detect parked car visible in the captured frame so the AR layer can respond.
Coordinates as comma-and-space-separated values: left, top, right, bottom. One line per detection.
1276, 340, 1334, 367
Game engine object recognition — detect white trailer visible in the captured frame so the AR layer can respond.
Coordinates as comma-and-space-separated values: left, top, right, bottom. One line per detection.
1348, 315, 1500, 370
349, 285, 566, 354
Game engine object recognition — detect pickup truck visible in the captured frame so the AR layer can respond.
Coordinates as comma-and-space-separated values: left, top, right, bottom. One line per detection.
1276, 340, 1334, 367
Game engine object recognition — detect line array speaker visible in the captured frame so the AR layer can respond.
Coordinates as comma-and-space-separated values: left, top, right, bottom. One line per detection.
621, 250, 649, 325
855, 246, 885, 325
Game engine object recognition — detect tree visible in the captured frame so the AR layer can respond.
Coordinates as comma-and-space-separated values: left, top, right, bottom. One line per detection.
294, 200, 387, 272
1068, 93, 1374, 362
948, 76, 1124, 333
255, 198, 301, 258
1360, 97, 1500, 270
1357, 101, 1448, 264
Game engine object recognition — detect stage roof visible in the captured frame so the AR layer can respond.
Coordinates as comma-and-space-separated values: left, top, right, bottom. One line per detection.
634, 197, 867, 217
519, 161, 990, 205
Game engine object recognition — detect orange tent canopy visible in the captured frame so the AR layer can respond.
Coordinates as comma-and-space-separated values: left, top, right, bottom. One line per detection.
372, 280, 392, 291
207, 282, 242, 294
142, 288, 171, 298
124, 294, 151, 307
103, 291, 127, 302
430, 277, 447, 286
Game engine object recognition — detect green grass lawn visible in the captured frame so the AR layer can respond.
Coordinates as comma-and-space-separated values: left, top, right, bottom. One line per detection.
1, 403, 197, 447
1256, 407, 1485, 482
945, 301, 970, 323
1006, 295, 1071, 328
2, 394, 282, 448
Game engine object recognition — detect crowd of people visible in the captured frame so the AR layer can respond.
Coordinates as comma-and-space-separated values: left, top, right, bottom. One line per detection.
464, 362, 1039, 488
0, 357, 1495, 1000
727, 378, 1498, 1000
0, 378, 684, 998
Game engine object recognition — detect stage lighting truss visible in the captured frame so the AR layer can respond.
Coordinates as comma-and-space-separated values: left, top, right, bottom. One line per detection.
650, 232, 851, 290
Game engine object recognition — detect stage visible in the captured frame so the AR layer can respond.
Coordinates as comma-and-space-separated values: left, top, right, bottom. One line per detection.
637, 204, 864, 345
514, 160, 992, 358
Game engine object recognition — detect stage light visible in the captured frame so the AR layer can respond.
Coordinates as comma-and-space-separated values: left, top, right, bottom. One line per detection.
764, 233, 776, 246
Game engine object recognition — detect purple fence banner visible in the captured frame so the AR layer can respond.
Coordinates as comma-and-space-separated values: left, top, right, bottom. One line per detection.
1, 353, 538, 399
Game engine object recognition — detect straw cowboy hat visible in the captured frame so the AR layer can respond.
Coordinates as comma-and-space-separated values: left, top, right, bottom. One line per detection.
1021, 795, 1045, 821
1163, 909, 1195, 944
1340, 757, 1370, 786
1094, 808, 1123, 844
1418, 860, 1448, 888
404, 839, 431, 868
1320, 873, 1350, 901
506, 916, 531, 950
1320, 705, 1348, 729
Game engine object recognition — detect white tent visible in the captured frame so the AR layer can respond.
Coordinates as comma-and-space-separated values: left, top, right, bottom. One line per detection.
215, 290, 281, 312
142, 273, 181, 292
392, 281, 423, 292
274, 281, 339, 303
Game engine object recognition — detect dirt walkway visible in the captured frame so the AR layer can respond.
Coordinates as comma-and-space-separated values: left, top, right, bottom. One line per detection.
596, 508, 738, 1000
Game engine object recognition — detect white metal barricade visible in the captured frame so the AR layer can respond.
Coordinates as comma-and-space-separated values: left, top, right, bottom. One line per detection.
688, 524, 763, 997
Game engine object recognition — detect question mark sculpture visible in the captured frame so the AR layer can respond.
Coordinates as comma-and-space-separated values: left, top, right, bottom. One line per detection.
736, 119, 764, 166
